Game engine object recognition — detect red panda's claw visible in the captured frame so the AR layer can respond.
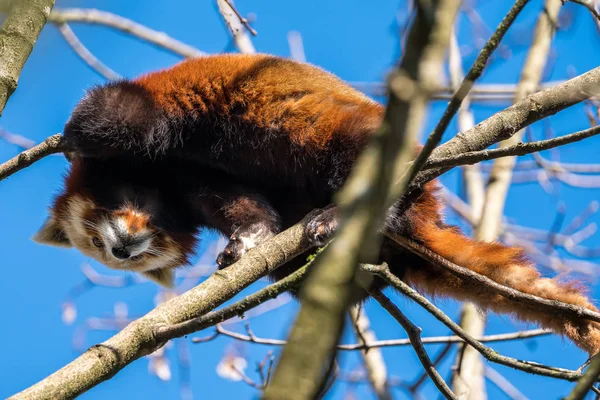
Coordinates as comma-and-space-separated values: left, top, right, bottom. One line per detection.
305, 206, 339, 247
216, 222, 276, 269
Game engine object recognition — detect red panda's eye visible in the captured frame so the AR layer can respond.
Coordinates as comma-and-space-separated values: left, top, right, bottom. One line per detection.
92, 237, 103, 248
131, 254, 143, 261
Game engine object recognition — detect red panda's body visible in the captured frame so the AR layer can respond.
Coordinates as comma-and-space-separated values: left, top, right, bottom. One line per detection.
34, 54, 600, 354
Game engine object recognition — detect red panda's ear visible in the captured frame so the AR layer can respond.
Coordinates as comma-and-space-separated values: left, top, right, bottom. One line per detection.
142, 268, 175, 288
32, 216, 72, 248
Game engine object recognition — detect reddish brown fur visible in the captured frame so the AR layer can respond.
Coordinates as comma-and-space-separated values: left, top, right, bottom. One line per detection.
113, 210, 150, 234
134, 54, 382, 150
47, 53, 600, 354
410, 221, 600, 354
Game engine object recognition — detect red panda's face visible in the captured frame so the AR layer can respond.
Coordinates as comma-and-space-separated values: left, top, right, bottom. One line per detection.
33, 192, 189, 287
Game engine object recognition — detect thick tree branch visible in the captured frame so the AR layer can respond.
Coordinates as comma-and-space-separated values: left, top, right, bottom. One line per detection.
406, 64, 600, 198
407, 0, 531, 183
264, 2, 459, 398
424, 125, 600, 170
0, 0, 56, 115
10, 222, 311, 399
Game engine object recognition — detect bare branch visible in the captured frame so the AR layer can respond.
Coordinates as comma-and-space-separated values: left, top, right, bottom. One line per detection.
369, 288, 458, 400
485, 367, 529, 400
264, 2, 460, 398
48, 8, 205, 58
407, 0, 530, 184
424, 125, 600, 170
222, 0, 257, 36
193, 324, 551, 349
448, 26, 487, 400
362, 263, 584, 381
56, 23, 121, 80
349, 305, 393, 400
477, 0, 562, 242
567, 0, 600, 21
0, 133, 65, 183
216, 0, 256, 54
155, 256, 312, 342
406, 64, 600, 196
385, 232, 600, 325
564, 353, 600, 400
11, 222, 312, 399
0, 0, 56, 115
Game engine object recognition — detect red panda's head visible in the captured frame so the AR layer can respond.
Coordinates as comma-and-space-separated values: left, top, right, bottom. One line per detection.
33, 160, 197, 287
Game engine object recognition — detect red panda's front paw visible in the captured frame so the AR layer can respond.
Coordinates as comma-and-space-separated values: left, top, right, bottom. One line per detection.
305, 206, 339, 247
216, 223, 276, 269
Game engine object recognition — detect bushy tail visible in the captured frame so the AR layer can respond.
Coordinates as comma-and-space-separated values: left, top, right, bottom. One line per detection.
406, 223, 600, 355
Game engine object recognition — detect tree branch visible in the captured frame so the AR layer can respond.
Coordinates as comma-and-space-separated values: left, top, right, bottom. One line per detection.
0, 133, 65, 183
48, 8, 205, 58
192, 325, 551, 349
405, 64, 600, 198
385, 232, 600, 325
406, 0, 530, 184
216, 0, 256, 54
0, 0, 56, 115
369, 288, 458, 400
349, 305, 393, 400
424, 125, 600, 170
56, 22, 121, 81
264, 2, 460, 398
564, 353, 600, 400
361, 263, 584, 381
10, 222, 312, 399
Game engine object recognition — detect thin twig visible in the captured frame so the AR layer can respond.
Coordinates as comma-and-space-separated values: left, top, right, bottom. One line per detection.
222, 0, 257, 35
485, 367, 529, 400
216, 0, 256, 54
362, 263, 584, 381
369, 288, 458, 400
56, 23, 121, 80
192, 325, 552, 350
48, 8, 205, 58
566, 0, 600, 21
349, 305, 393, 400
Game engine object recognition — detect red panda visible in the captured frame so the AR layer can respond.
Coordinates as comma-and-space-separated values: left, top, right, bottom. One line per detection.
33, 53, 600, 354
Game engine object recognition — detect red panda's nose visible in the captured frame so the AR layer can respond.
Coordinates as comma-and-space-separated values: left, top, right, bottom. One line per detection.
112, 247, 131, 260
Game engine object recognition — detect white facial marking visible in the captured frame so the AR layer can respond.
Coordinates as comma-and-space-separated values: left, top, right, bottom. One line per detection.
99, 219, 118, 249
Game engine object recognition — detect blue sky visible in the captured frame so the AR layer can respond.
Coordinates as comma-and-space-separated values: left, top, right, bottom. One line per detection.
1, 0, 600, 399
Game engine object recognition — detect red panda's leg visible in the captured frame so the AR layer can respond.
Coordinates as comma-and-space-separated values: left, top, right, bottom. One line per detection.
304, 205, 339, 246
195, 188, 282, 268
